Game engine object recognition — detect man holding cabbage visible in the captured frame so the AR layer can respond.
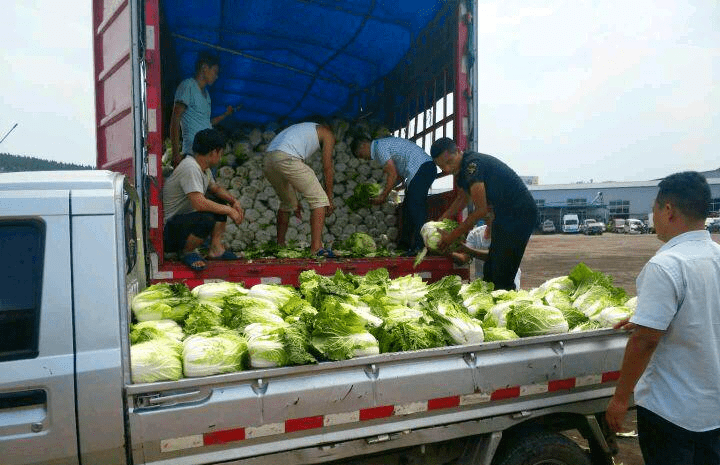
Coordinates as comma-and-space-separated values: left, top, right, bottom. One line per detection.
605, 171, 720, 465
429, 137, 536, 291
351, 135, 438, 255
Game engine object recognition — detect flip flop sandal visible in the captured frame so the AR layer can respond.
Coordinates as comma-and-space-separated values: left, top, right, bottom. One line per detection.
207, 250, 238, 260
181, 251, 207, 271
316, 248, 337, 258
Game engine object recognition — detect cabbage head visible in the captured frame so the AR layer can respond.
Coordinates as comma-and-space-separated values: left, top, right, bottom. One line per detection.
244, 324, 290, 368
131, 282, 198, 322
131, 339, 183, 383
311, 305, 380, 360
191, 281, 247, 307
591, 306, 634, 327
506, 303, 569, 337
420, 220, 460, 251
182, 329, 247, 377
346, 183, 382, 211
183, 303, 224, 335
342, 232, 377, 257
248, 284, 299, 309
130, 319, 184, 344
483, 327, 520, 342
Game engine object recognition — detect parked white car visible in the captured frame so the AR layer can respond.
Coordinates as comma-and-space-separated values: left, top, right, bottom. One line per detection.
623, 218, 644, 234
541, 219, 556, 234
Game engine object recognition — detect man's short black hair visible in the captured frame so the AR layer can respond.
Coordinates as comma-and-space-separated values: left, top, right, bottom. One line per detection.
192, 128, 225, 155
430, 137, 456, 159
350, 134, 371, 156
656, 171, 711, 220
195, 51, 220, 75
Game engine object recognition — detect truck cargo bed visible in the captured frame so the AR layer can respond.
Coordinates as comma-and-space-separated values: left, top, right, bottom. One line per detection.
126, 329, 627, 465
151, 255, 467, 287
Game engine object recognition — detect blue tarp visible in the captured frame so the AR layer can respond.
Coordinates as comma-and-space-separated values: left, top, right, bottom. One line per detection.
162, 0, 448, 126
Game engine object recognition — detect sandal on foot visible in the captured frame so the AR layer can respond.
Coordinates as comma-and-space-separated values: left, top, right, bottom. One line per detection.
181, 251, 207, 271
207, 250, 238, 260
315, 248, 337, 258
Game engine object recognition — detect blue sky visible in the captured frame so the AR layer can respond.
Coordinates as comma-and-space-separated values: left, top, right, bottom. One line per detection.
1, 0, 718, 184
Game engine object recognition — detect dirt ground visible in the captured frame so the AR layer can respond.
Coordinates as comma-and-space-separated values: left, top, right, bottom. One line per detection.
518, 231, 720, 465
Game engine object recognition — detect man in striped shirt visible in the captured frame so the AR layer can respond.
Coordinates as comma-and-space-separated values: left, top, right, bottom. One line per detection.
352, 135, 438, 255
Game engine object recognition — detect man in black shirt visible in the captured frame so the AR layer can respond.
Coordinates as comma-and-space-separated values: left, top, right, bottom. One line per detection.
430, 137, 537, 290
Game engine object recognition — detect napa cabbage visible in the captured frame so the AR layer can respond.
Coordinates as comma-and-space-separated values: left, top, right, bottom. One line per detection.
342, 232, 377, 257
131, 282, 197, 322
191, 281, 248, 307
130, 319, 184, 344
311, 305, 380, 360
183, 303, 224, 335
131, 338, 183, 383
506, 303, 569, 337
182, 328, 247, 377
482, 327, 520, 342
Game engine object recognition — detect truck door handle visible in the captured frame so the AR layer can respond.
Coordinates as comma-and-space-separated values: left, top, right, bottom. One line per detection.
0, 390, 47, 435
0, 390, 47, 409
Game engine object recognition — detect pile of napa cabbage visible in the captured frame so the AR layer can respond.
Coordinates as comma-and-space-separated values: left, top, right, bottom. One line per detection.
128, 263, 634, 383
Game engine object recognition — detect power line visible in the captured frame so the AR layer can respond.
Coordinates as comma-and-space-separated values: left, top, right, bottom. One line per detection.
0, 123, 18, 145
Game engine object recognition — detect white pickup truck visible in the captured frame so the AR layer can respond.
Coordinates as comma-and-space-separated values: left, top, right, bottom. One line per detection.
0, 170, 628, 465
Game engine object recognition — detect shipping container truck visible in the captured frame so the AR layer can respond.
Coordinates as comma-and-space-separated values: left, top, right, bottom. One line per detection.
94, 0, 475, 287
0, 1, 629, 464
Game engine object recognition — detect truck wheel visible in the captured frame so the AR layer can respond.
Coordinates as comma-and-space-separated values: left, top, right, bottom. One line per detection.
492, 430, 591, 465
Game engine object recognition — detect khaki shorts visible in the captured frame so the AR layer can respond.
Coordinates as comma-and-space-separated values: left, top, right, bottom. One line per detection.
263, 151, 329, 211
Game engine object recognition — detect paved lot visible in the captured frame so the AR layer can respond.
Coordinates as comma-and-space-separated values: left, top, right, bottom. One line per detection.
519, 231, 719, 465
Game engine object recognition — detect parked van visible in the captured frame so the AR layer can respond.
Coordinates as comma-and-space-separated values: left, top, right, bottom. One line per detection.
624, 219, 644, 234
611, 218, 626, 233
562, 214, 580, 233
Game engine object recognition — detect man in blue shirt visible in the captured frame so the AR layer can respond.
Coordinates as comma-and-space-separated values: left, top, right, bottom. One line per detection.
606, 171, 720, 465
429, 137, 537, 290
352, 135, 438, 255
170, 51, 235, 167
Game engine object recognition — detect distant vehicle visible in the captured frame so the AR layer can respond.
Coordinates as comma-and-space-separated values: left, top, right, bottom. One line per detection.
610, 218, 626, 233
562, 214, 580, 233
541, 219, 556, 233
581, 219, 604, 235
647, 212, 655, 233
707, 218, 720, 233
623, 218, 644, 234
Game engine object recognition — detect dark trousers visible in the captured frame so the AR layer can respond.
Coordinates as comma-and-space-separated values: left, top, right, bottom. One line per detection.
484, 210, 535, 291
637, 406, 720, 465
163, 211, 226, 253
399, 161, 438, 252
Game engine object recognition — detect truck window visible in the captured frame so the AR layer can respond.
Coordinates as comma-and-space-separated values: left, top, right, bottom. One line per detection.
0, 220, 45, 361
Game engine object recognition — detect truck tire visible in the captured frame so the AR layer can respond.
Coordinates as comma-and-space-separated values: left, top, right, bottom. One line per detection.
492, 430, 591, 465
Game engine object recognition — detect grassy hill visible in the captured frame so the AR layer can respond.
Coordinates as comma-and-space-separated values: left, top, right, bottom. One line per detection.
0, 153, 93, 173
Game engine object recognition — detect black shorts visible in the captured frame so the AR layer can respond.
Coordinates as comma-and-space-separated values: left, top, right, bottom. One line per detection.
163, 211, 226, 253
637, 406, 720, 465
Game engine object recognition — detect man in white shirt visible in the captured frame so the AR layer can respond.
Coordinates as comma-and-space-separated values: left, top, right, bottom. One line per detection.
451, 213, 521, 289
163, 129, 244, 270
606, 171, 720, 465
263, 122, 336, 257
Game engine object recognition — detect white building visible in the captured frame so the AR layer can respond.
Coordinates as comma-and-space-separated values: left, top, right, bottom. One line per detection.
527, 169, 720, 227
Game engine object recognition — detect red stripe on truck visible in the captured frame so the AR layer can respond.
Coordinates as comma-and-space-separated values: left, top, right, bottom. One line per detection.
602, 371, 621, 383
360, 405, 395, 421
548, 378, 576, 392
427, 396, 460, 410
490, 386, 521, 401
285, 416, 323, 433
203, 428, 245, 445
